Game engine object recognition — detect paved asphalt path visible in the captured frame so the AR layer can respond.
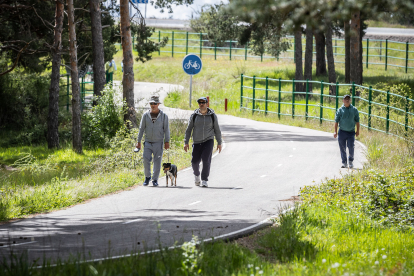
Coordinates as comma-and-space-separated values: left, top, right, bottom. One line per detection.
0, 82, 366, 263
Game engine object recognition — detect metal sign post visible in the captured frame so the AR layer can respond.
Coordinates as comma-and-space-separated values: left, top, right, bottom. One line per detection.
182, 54, 202, 108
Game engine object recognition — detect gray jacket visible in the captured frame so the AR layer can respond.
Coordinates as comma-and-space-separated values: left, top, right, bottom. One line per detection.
137, 110, 170, 143
184, 108, 222, 145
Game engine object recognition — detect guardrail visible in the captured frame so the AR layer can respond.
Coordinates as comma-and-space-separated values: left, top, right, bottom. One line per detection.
134, 31, 414, 73
240, 74, 413, 138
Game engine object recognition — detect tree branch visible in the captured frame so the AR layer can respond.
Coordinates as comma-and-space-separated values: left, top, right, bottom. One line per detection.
0, 41, 32, 76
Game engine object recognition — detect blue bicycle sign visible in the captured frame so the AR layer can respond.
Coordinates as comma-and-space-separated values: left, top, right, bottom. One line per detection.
182, 54, 202, 75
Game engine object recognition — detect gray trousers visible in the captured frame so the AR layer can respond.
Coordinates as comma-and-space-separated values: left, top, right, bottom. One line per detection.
143, 142, 164, 180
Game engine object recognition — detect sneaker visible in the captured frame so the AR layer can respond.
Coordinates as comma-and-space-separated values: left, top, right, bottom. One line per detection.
201, 180, 208, 187
194, 175, 201, 186
152, 180, 159, 187
349, 161, 354, 169
341, 163, 347, 168
143, 177, 151, 186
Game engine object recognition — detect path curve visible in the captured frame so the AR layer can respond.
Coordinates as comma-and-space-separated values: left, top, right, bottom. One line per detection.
0, 82, 366, 263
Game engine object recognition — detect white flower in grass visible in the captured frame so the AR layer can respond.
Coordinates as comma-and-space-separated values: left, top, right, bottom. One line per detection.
343, 273, 350, 276
375, 261, 379, 265
382, 255, 387, 259
381, 248, 385, 251
248, 264, 253, 268
256, 267, 260, 270
259, 271, 263, 274
332, 263, 340, 268
322, 259, 326, 263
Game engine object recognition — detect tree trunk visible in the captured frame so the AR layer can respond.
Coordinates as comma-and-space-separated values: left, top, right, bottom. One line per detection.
89, 0, 105, 104
344, 20, 350, 83
120, 0, 137, 128
314, 30, 327, 76
350, 10, 362, 86
359, 16, 364, 84
294, 29, 304, 93
68, 0, 82, 153
325, 23, 336, 95
304, 27, 313, 92
47, 0, 64, 149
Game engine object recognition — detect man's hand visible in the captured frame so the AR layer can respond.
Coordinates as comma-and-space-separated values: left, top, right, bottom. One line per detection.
217, 145, 222, 153
356, 130, 360, 137
184, 144, 189, 152
136, 142, 141, 149
165, 142, 170, 150
333, 132, 338, 139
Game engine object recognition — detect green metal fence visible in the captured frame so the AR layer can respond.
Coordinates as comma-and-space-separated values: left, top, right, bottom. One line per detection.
240, 74, 414, 138
60, 73, 95, 111
142, 31, 414, 73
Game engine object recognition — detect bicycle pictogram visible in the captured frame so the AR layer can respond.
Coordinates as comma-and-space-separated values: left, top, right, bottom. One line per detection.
184, 60, 201, 70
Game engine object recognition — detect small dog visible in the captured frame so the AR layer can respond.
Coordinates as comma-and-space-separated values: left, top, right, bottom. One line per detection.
163, 163, 177, 187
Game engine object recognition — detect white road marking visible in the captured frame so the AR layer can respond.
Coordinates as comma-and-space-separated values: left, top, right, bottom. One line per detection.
260, 175, 267, 178
0, 241, 37, 248
289, 155, 293, 157
123, 218, 144, 225
293, 148, 296, 150
232, 186, 242, 190
188, 201, 201, 206
290, 140, 293, 143
278, 164, 282, 167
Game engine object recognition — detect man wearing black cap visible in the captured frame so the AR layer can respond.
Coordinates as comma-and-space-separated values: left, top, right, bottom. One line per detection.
334, 94, 360, 168
184, 97, 222, 187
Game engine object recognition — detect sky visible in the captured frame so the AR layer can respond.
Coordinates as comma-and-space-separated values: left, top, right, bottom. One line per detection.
130, 0, 228, 20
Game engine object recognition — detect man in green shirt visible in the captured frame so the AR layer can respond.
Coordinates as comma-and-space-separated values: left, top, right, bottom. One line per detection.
334, 94, 360, 168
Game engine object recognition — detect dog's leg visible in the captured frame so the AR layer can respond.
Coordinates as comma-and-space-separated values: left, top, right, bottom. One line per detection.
166, 175, 168, 187
175, 175, 177, 186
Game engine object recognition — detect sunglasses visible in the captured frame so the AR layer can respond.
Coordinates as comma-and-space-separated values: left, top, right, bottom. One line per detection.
198, 101, 206, 105
150, 103, 158, 105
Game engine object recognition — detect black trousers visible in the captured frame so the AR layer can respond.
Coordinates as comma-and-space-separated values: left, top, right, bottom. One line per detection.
191, 139, 214, 181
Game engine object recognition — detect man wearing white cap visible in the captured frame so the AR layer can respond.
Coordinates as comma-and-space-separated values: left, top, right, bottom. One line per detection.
136, 96, 170, 186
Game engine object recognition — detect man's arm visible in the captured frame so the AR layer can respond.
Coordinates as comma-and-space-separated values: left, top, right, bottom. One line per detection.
136, 114, 146, 149
164, 114, 170, 149
213, 114, 223, 153
184, 114, 194, 152
334, 122, 338, 138
356, 122, 360, 137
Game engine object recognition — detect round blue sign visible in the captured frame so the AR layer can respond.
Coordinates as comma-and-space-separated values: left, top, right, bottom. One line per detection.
182, 54, 202, 75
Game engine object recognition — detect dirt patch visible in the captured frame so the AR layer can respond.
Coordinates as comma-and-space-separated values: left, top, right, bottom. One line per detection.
278, 195, 300, 202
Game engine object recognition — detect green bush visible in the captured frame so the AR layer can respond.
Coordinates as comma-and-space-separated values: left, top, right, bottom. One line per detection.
82, 84, 126, 148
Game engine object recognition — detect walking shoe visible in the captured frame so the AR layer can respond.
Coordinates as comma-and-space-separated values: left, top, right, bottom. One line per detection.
143, 177, 151, 186
152, 180, 159, 187
349, 161, 354, 169
194, 175, 201, 186
341, 163, 347, 168
201, 180, 208, 187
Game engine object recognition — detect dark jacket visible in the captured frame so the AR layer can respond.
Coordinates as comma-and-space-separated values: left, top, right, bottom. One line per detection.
184, 108, 222, 145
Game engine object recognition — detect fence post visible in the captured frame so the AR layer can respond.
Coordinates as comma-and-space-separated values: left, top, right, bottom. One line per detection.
229, 40, 232, 60
335, 82, 339, 111
245, 43, 247, 61
278, 78, 281, 119
240, 74, 243, 110
406, 41, 409, 73
386, 90, 390, 133
292, 79, 295, 118
66, 74, 69, 111
252, 76, 256, 114
335, 38, 337, 54
261, 52, 263, 62
366, 38, 369, 68
171, 31, 174, 57
385, 39, 388, 71
158, 31, 161, 55
405, 96, 409, 132
320, 81, 324, 124
368, 86, 372, 130
214, 41, 217, 60
352, 82, 356, 106
265, 76, 268, 115
199, 33, 202, 58
185, 32, 188, 55
305, 79, 309, 120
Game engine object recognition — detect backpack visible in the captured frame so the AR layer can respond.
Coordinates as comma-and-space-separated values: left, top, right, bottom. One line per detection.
192, 111, 215, 126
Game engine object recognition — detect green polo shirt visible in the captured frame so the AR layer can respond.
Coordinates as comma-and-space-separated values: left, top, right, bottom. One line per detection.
335, 104, 360, 132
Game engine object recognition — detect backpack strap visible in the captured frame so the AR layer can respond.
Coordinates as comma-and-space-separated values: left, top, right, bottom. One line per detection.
192, 111, 215, 125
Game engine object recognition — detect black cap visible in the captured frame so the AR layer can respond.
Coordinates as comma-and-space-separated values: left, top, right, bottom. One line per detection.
343, 94, 351, 99
197, 97, 208, 103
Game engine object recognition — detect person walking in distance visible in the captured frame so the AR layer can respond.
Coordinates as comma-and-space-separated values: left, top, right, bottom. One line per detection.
334, 94, 360, 168
136, 96, 170, 186
184, 97, 222, 187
